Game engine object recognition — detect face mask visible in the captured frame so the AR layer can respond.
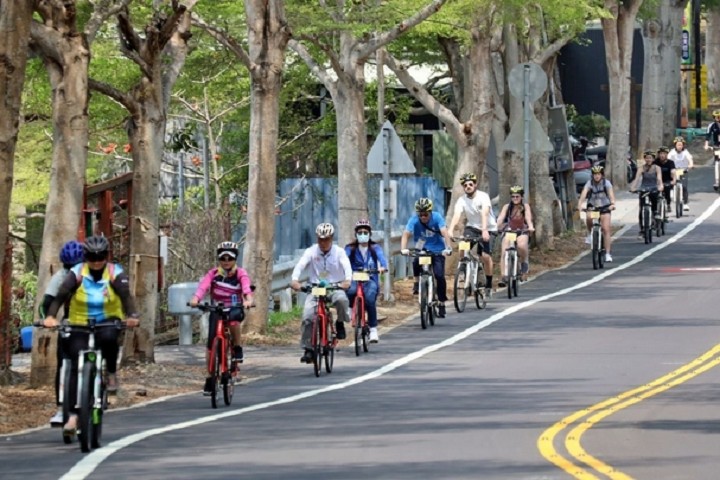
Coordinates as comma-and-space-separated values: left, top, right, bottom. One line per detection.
356, 233, 370, 243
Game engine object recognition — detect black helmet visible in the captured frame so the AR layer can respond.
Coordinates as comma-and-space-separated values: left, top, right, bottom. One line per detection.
83, 235, 109, 255
459, 172, 478, 184
414, 198, 433, 212
643, 150, 656, 158
657, 146, 669, 154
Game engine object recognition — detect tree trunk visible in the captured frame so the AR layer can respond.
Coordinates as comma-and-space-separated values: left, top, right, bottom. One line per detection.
707, 8, 720, 94
662, 0, 687, 141
638, 18, 666, 152
30, 33, 90, 387
242, 0, 289, 334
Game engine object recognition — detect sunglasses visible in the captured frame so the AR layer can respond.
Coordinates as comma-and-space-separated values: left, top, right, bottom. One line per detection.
463, 182, 475, 188
511, 195, 522, 199
86, 252, 108, 262
218, 256, 236, 262
356, 230, 370, 235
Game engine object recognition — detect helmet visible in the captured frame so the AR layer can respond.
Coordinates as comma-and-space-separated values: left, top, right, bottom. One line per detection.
643, 150, 656, 158
354, 219, 371, 232
510, 185, 524, 195
713, 109, 720, 117
216, 241, 238, 259
59, 240, 84, 265
591, 165, 604, 174
673, 136, 685, 144
315, 222, 335, 239
83, 235, 109, 255
657, 146, 669, 153
414, 197, 433, 212
459, 172, 478, 184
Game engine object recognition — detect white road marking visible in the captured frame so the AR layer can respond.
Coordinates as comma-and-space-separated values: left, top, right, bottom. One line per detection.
61, 197, 720, 480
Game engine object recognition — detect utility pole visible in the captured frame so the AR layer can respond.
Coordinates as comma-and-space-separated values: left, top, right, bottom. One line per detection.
693, 0, 701, 128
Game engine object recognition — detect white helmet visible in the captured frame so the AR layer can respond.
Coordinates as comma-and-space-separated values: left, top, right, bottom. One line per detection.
315, 222, 335, 239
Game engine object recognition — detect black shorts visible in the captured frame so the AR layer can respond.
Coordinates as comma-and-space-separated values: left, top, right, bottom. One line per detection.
463, 226, 496, 255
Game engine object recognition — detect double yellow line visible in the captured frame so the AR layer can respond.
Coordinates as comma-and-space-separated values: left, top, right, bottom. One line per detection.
537, 343, 720, 479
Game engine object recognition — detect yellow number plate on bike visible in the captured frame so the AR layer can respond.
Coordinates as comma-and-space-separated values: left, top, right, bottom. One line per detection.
459, 241, 471, 251
419, 256, 432, 265
590, 211, 600, 219
311, 287, 326, 296
352, 272, 370, 281
505, 232, 517, 242
677, 169, 684, 178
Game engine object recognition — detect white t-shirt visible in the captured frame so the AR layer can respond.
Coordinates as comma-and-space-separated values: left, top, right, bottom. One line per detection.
291, 244, 352, 284
667, 149, 692, 170
454, 191, 498, 232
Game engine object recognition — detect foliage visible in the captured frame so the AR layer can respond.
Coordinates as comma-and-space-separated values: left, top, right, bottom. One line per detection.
569, 111, 610, 140
12, 271, 38, 327
268, 306, 303, 332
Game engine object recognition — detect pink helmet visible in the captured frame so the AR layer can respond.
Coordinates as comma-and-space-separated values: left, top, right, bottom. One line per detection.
354, 218, 372, 232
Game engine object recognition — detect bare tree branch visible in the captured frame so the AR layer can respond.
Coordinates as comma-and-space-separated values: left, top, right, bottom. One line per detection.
85, 0, 133, 45
192, 13, 253, 71
89, 78, 138, 114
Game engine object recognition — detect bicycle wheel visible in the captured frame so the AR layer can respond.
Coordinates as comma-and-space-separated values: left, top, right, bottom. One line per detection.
474, 264, 486, 309
361, 325, 369, 353
324, 318, 334, 373
598, 234, 605, 269
61, 362, 73, 444
312, 316, 322, 377
511, 256, 519, 298
506, 252, 515, 299
591, 228, 600, 270
209, 338, 221, 408
453, 262, 468, 313
642, 207, 652, 244
222, 338, 234, 406
428, 278, 435, 326
419, 279, 428, 330
353, 301, 362, 357
91, 375, 104, 450
77, 361, 96, 453
675, 186, 683, 218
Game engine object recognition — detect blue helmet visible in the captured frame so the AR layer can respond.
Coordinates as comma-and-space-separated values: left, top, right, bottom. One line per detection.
59, 240, 84, 266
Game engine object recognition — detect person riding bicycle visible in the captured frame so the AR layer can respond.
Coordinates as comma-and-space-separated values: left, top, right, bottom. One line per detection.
42, 235, 139, 433
703, 109, 720, 191
496, 185, 536, 284
40, 240, 85, 427
667, 136, 693, 211
344, 219, 388, 343
189, 241, 255, 395
290, 223, 352, 364
653, 145, 676, 216
401, 197, 454, 318
447, 173, 498, 297
630, 150, 664, 236
577, 166, 616, 262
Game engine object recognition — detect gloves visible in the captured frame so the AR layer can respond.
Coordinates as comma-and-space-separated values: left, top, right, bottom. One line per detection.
400, 248, 410, 255
443, 248, 452, 256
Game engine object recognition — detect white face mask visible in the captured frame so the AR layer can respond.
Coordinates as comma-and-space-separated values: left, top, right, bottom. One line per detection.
356, 233, 370, 243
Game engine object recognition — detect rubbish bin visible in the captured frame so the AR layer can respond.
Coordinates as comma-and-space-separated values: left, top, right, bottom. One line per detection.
167, 282, 199, 345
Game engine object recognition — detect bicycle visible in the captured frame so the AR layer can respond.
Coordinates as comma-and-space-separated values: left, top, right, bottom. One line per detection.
407, 249, 445, 329
452, 236, 486, 312
674, 170, 685, 218
714, 148, 720, 192
583, 206, 611, 270
190, 302, 245, 408
502, 229, 528, 299
350, 269, 379, 356
301, 283, 341, 377
35, 318, 126, 452
656, 184, 672, 238
636, 189, 656, 244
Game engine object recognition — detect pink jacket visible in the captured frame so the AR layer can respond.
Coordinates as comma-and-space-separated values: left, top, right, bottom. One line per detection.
193, 266, 253, 306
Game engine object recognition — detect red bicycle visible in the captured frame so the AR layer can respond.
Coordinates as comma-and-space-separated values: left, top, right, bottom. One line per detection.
350, 269, 378, 356
301, 283, 341, 377
190, 303, 244, 408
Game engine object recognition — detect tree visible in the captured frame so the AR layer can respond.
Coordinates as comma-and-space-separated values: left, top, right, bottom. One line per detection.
707, 3, 720, 94
602, 0, 644, 188
0, 0, 34, 382
193, 0, 291, 333
91, 0, 197, 363
28, 0, 131, 387
288, 0, 448, 246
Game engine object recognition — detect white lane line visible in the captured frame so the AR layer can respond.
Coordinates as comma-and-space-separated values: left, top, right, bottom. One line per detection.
61, 197, 720, 480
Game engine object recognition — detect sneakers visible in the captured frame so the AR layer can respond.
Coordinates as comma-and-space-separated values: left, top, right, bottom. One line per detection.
521, 262, 529, 274
300, 349, 314, 363
369, 327, 379, 343
335, 320, 346, 340
50, 409, 63, 427
584, 234, 591, 244
233, 346, 244, 363
683, 204, 690, 211
437, 304, 446, 318
605, 253, 613, 262
106, 373, 118, 394
498, 277, 508, 288
203, 377, 213, 396
412, 282, 419, 295
484, 287, 492, 298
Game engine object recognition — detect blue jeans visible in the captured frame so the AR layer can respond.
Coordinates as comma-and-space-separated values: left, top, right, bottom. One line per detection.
347, 280, 379, 328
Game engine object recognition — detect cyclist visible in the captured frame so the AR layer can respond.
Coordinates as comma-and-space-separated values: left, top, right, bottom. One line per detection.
630, 150, 664, 236
290, 223, 352, 364
42, 235, 139, 433
496, 185, 536, 284
577, 166, 616, 262
654, 145, 676, 217
703, 109, 720, 190
447, 173, 498, 296
344, 219, 388, 343
189, 241, 255, 395
667, 136, 693, 211
400, 198, 453, 318
40, 240, 85, 427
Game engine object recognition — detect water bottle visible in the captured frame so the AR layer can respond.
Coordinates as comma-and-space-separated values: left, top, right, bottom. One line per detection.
231, 294, 238, 306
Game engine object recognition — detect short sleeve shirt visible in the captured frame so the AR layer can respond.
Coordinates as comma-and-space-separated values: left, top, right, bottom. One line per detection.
653, 159, 676, 183
453, 191, 498, 232
405, 212, 446, 253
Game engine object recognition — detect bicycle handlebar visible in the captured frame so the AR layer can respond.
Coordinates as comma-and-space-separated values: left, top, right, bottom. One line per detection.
34, 318, 126, 331
299, 283, 344, 294
187, 302, 252, 314
405, 248, 446, 257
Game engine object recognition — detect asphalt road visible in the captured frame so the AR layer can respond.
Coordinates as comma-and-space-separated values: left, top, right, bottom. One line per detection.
3, 167, 720, 480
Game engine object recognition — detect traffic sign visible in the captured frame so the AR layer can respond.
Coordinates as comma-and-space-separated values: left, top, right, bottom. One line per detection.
367, 121, 416, 174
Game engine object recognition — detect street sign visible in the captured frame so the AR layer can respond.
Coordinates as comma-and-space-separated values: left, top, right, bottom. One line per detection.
508, 63, 547, 102
367, 121, 416, 174
681, 30, 691, 64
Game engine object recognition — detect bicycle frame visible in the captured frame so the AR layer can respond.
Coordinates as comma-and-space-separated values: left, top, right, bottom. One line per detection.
457, 240, 480, 291
638, 190, 655, 244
